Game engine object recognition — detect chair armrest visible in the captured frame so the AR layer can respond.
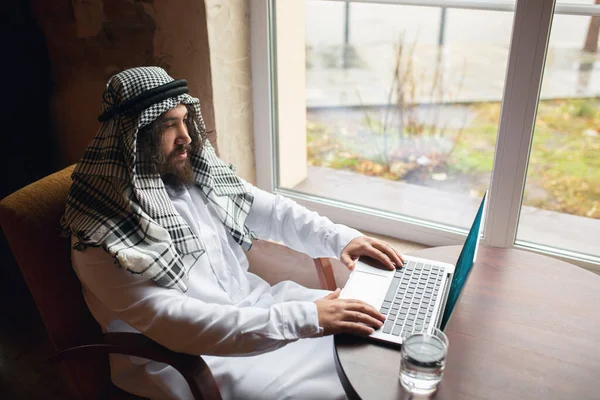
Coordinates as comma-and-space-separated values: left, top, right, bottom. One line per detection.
314, 258, 337, 291
49, 332, 222, 400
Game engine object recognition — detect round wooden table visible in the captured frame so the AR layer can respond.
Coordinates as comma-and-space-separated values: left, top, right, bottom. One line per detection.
334, 246, 600, 400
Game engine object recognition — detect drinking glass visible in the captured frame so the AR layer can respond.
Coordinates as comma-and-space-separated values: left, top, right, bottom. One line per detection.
399, 327, 448, 395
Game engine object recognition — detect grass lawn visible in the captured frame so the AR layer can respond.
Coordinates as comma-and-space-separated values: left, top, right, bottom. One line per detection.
307, 98, 600, 219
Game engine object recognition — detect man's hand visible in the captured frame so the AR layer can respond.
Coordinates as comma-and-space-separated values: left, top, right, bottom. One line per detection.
315, 289, 385, 336
340, 236, 404, 271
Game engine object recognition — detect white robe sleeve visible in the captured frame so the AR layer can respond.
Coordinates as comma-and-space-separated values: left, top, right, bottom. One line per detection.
245, 185, 364, 259
72, 245, 322, 357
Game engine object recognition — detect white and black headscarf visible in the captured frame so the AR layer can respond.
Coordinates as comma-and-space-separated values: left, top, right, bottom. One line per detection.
62, 66, 254, 292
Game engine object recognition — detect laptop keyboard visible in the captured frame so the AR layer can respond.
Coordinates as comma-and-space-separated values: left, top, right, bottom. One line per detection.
379, 260, 445, 338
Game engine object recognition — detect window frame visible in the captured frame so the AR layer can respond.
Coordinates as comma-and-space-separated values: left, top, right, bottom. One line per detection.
250, 0, 600, 273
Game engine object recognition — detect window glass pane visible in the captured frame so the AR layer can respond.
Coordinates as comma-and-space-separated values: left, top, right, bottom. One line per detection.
516, 11, 600, 258
273, 0, 514, 230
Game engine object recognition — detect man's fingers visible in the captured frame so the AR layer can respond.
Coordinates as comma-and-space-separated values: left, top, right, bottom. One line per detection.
360, 246, 395, 270
372, 241, 404, 267
316, 297, 390, 336
344, 300, 386, 322
344, 310, 384, 329
342, 237, 405, 272
324, 288, 341, 300
335, 321, 376, 336
394, 247, 405, 264
340, 253, 356, 270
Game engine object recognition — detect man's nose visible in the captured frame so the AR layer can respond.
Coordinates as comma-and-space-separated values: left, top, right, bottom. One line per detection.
176, 122, 191, 145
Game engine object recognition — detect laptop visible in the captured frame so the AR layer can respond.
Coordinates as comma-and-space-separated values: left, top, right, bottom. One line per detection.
339, 192, 488, 345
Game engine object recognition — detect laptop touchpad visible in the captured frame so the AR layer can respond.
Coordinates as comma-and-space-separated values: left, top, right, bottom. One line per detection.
341, 271, 388, 308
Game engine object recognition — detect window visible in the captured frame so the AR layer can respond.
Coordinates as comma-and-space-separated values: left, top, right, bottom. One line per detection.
516, 9, 600, 261
251, 0, 600, 272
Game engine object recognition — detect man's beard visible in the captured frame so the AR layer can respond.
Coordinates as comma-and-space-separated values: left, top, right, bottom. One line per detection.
157, 144, 195, 187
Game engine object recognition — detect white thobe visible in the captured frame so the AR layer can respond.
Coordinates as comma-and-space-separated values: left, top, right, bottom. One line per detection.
71, 183, 363, 400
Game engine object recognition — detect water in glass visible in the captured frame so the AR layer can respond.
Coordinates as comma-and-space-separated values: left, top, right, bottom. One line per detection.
399, 329, 448, 395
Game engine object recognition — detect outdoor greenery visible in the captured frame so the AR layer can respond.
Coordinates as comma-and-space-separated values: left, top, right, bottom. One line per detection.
307, 97, 600, 219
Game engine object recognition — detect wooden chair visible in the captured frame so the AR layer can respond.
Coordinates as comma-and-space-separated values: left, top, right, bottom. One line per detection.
0, 165, 339, 400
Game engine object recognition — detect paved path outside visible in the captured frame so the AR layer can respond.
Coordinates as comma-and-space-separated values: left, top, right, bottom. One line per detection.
305, 1, 600, 108
307, 43, 600, 108
292, 166, 600, 259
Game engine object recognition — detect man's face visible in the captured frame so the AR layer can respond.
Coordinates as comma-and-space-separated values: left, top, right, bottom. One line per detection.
156, 104, 194, 185
159, 104, 191, 165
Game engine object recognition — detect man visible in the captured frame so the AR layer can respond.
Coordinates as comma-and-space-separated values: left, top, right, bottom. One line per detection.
63, 66, 404, 399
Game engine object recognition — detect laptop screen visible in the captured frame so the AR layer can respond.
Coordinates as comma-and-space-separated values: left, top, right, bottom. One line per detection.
440, 192, 487, 331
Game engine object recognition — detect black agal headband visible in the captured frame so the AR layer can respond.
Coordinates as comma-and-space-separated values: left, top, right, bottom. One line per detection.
98, 79, 189, 122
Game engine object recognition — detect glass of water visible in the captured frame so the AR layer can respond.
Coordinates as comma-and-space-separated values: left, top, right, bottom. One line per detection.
399, 328, 449, 395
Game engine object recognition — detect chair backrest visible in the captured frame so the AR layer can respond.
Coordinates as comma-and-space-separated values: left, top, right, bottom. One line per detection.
0, 165, 110, 399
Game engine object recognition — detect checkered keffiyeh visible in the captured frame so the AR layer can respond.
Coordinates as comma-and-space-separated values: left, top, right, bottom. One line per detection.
61, 66, 254, 291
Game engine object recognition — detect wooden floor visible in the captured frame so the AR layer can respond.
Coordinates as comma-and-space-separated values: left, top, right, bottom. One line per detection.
0, 232, 424, 399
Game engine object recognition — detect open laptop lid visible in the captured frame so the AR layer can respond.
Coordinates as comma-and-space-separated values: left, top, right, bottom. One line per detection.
440, 191, 488, 330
